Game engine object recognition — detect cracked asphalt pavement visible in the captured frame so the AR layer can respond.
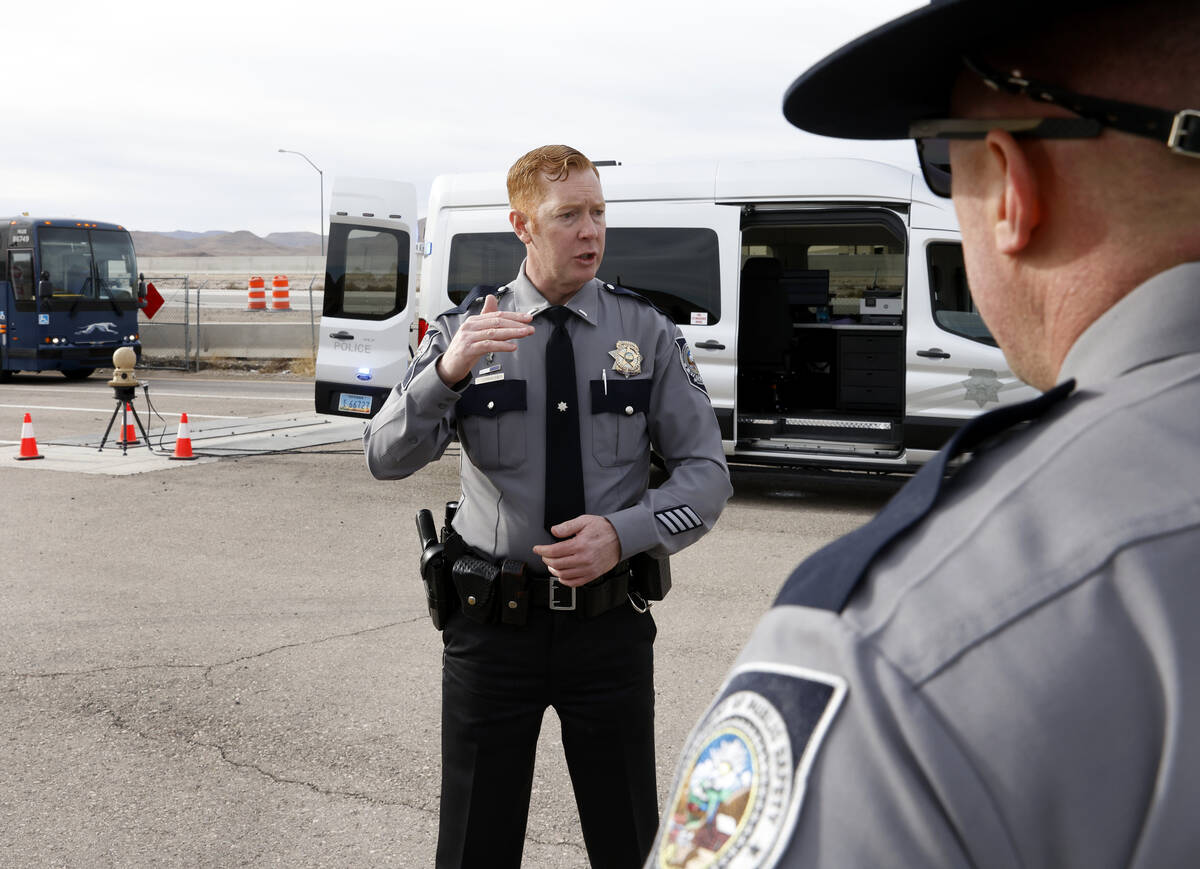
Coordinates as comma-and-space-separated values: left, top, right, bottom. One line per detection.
1, 429, 893, 866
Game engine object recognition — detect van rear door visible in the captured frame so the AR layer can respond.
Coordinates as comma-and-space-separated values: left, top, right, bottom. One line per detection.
314, 178, 419, 418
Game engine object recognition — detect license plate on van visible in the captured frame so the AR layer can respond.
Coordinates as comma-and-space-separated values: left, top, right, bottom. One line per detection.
338, 393, 373, 414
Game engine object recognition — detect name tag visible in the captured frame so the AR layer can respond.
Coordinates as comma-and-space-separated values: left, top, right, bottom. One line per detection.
475, 364, 504, 385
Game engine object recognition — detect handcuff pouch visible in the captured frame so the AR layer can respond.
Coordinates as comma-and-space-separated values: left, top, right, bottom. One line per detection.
453, 555, 499, 624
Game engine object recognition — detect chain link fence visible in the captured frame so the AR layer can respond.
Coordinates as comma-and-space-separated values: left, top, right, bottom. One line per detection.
139, 273, 322, 371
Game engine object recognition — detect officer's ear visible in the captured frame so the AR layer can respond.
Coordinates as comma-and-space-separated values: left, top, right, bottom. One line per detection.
510, 209, 534, 245
985, 129, 1041, 255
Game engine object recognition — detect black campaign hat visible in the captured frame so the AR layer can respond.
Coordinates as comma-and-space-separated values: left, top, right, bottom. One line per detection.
781, 0, 1102, 140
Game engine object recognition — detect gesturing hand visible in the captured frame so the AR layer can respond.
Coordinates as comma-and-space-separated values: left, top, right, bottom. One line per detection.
532, 515, 622, 587
436, 293, 534, 386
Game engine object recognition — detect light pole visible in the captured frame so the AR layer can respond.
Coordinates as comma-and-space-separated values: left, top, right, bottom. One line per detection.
277, 148, 325, 255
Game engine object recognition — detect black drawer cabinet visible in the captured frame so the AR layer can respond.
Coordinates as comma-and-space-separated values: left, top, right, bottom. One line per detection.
842, 368, 902, 389
837, 331, 903, 411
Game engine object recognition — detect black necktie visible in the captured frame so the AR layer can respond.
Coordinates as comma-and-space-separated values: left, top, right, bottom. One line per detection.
776, 379, 1076, 612
544, 306, 585, 533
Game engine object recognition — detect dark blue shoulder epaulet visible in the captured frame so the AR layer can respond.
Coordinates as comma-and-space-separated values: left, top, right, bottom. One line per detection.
441, 284, 503, 318
599, 281, 669, 319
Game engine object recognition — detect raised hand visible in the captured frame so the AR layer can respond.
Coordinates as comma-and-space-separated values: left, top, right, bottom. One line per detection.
436, 292, 535, 386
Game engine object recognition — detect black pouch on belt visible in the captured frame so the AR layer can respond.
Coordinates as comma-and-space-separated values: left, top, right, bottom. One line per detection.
630, 552, 672, 601
498, 559, 529, 626
453, 555, 500, 624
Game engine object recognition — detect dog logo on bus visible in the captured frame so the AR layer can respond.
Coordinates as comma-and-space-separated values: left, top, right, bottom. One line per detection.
76, 322, 119, 338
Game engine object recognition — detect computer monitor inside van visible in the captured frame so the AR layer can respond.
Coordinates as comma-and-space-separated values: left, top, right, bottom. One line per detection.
781, 268, 830, 307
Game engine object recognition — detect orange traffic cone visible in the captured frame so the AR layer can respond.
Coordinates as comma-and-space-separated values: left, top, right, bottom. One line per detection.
169, 413, 196, 460
269, 274, 291, 311
15, 413, 44, 461
247, 275, 267, 311
119, 403, 139, 446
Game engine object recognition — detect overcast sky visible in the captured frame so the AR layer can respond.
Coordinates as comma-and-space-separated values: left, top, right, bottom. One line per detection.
3, 0, 924, 236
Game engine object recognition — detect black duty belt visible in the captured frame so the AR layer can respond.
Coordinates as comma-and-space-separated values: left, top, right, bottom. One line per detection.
454, 535, 635, 624
524, 562, 632, 616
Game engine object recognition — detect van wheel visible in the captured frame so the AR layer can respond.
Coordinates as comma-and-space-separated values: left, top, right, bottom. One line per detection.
0, 370, 12, 382
61, 368, 95, 381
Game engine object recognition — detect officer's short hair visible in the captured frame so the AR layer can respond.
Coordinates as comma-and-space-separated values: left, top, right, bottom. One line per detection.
507, 145, 599, 215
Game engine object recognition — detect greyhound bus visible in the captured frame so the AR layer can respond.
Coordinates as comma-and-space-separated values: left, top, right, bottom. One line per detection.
0, 217, 143, 379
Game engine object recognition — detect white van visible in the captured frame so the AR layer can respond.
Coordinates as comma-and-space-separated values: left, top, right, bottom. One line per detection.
313, 177, 420, 418
316, 157, 1036, 471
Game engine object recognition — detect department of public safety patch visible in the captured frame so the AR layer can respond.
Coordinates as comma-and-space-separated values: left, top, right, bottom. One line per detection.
676, 337, 706, 394
653, 664, 846, 869
609, 339, 643, 377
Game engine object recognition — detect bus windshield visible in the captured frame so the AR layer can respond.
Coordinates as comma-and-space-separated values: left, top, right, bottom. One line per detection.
38, 227, 138, 308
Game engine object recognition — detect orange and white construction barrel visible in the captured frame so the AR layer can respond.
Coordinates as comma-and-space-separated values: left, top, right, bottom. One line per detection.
247, 275, 267, 311
270, 275, 291, 311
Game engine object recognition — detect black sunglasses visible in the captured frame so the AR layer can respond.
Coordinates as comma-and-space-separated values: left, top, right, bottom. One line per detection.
911, 57, 1200, 197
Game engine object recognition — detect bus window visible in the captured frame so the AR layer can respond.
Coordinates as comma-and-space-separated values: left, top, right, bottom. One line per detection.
91, 229, 138, 301
9, 251, 34, 300
38, 227, 95, 295
323, 224, 409, 320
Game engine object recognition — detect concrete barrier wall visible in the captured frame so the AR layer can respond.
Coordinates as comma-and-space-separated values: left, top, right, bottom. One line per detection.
140, 256, 326, 276
141, 322, 316, 359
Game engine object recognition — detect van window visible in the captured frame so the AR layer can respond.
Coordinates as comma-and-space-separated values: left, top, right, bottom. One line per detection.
446, 228, 721, 324
447, 232, 524, 303
927, 242, 995, 345
323, 224, 409, 319
741, 220, 904, 325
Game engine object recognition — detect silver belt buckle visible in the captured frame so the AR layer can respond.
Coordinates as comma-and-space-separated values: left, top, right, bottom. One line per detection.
1168, 109, 1200, 157
549, 576, 577, 611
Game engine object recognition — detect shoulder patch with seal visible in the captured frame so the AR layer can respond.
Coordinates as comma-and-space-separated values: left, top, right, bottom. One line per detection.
403, 327, 441, 389
652, 663, 846, 869
676, 337, 707, 394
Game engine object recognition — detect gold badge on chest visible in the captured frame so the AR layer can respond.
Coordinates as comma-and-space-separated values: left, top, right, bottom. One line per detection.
608, 340, 643, 377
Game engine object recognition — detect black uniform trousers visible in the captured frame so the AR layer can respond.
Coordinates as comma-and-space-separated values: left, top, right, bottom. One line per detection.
436, 602, 659, 868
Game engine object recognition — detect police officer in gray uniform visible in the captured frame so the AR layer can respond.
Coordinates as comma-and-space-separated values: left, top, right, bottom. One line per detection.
651, 1, 1200, 867
365, 145, 731, 868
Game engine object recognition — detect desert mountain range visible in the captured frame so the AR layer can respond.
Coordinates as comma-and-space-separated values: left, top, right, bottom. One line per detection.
130, 230, 324, 257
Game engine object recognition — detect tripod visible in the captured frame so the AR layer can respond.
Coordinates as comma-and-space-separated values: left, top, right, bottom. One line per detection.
98, 385, 153, 455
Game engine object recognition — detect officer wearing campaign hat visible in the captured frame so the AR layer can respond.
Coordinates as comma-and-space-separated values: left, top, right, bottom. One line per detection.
651, 2, 1200, 866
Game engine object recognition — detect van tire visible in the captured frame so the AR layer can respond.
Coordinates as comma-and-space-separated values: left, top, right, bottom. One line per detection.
61, 368, 95, 381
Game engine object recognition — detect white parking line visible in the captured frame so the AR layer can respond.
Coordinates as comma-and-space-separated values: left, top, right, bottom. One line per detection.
0, 403, 241, 419
142, 390, 310, 402
21, 386, 310, 402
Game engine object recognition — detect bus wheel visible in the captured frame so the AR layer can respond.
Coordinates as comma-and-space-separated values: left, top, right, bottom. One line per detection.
61, 368, 95, 381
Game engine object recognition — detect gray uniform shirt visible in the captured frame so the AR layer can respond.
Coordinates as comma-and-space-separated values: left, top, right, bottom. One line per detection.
364, 263, 732, 566
652, 262, 1200, 868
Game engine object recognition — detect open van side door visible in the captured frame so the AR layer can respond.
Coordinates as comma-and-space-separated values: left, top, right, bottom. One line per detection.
314, 178, 419, 418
